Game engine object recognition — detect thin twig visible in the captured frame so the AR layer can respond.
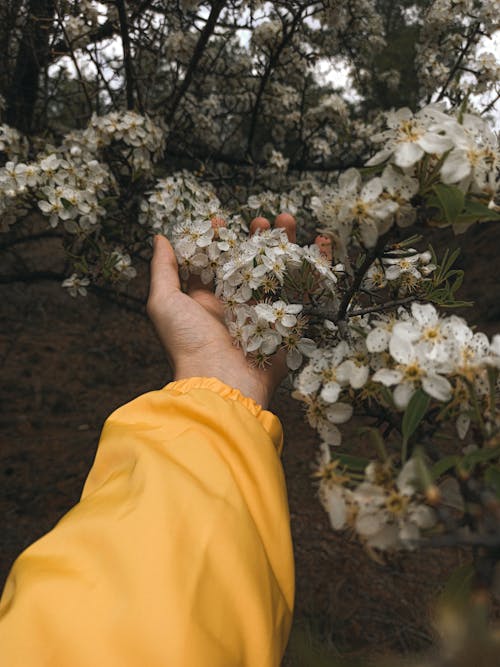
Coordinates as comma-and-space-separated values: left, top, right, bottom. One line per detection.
161, 0, 226, 123
337, 236, 387, 323
348, 295, 418, 317
54, 5, 93, 114
0, 231, 64, 252
115, 0, 136, 111
245, 10, 302, 157
436, 22, 481, 102
0, 271, 146, 315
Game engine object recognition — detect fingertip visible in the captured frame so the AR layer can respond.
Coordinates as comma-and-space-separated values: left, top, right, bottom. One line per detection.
250, 217, 271, 235
274, 212, 296, 243
210, 215, 226, 230
314, 234, 333, 262
156, 232, 175, 251
149, 234, 180, 298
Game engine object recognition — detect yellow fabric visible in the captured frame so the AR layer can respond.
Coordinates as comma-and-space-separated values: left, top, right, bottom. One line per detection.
0, 377, 294, 666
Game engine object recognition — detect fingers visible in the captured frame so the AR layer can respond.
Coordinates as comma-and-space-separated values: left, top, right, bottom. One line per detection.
187, 215, 226, 295
274, 212, 296, 243
210, 215, 226, 232
250, 216, 271, 235
249, 213, 297, 243
148, 235, 181, 308
314, 234, 333, 261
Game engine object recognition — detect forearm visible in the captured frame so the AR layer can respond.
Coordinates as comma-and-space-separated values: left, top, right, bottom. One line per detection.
0, 378, 294, 667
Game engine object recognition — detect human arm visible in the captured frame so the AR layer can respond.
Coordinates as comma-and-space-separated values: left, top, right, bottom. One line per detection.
0, 220, 296, 667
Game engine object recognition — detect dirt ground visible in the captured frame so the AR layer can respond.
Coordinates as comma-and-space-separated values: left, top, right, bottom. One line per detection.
1, 220, 499, 664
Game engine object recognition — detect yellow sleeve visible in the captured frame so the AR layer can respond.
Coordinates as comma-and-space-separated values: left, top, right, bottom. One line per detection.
0, 377, 294, 667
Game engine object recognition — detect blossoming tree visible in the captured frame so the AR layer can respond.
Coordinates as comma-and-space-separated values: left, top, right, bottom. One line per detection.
1, 0, 499, 660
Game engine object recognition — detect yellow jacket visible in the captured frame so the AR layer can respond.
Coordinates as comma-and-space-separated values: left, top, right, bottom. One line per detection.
0, 378, 294, 666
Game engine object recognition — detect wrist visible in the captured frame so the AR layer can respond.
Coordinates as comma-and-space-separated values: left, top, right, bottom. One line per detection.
174, 367, 270, 409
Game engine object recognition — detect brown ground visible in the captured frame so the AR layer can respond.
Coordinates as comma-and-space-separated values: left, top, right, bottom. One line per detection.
1, 220, 499, 664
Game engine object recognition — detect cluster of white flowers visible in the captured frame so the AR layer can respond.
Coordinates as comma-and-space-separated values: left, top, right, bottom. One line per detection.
295, 301, 500, 450
310, 105, 499, 252
311, 165, 400, 250
164, 30, 198, 62
139, 172, 224, 236
368, 107, 499, 196
370, 304, 500, 444
317, 451, 437, 550
59, 0, 105, 49
61, 247, 136, 298
164, 214, 348, 369
251, 20, 283, 51
293, 330, 369, 445
66, 111, 166, 174
0, 152, 112, 233
268, 150, 289, 172
108, 249, 137, 281
321, 0, 385, 55
62, 273, 90, 297
0, 124, 28, 162
63, 15, 91, 48
363, 248, 436, 294
0, 111, 165, 236
246, 189, 302, 217
416, 0, 499, 99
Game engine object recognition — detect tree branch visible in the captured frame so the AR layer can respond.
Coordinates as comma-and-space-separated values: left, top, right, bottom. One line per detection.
347, 295, 418, 317
160, 0, 226, 123
337, 236, 387, 323
245, 11, 302, 158
436, 22, 481, 102
115, 0, 136, 111
5, 0, 56, 133
0, 271, 146, 315
49, 20, 116, 61
0, 270, 64, 284
0, 231, 64, 252
164, 146, 364, 173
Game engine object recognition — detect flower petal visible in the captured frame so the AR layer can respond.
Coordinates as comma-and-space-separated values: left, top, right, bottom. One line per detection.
393, 382, 415, 409
389, 334, 414, 364
366, 328, 390, 353
321, 485, 347, 530
422, 374, 452, 402
394, 142, 424, 168
325, 402, 353, 424
321, 382, 341, 404
372, 368, 403, 386
418, 132, 453, 155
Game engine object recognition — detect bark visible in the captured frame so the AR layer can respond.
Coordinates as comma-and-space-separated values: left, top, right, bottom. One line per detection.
5, 0, 56, 134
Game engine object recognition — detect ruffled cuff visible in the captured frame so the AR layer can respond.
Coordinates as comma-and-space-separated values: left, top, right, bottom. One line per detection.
163, 377, 284, 454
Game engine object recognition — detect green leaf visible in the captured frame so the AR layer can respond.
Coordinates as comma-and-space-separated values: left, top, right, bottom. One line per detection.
60, 197, 73, 209
431, 455, 459, 480
402, 389, 431, 443
358, 427, 388, 461
461, 445, 500, 470
485, 466, 500, 498
378, 385, 395, 408
432, 184, 465, 223
456, 199, 500, 224
334, 453, 370, 472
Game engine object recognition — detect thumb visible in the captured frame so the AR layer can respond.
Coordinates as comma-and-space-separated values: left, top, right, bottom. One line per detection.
148, 235, 181, 303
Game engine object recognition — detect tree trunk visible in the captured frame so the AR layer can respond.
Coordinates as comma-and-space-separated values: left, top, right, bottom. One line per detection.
5, 0, 55, 134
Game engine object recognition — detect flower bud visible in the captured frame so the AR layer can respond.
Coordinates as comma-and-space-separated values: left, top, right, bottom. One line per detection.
425, 484, 441, 506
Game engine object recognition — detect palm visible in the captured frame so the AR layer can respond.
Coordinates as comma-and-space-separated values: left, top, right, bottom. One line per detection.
147, 235, 287, 408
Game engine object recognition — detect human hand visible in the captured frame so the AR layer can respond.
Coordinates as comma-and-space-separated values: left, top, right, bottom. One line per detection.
146, 215, 297, 409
